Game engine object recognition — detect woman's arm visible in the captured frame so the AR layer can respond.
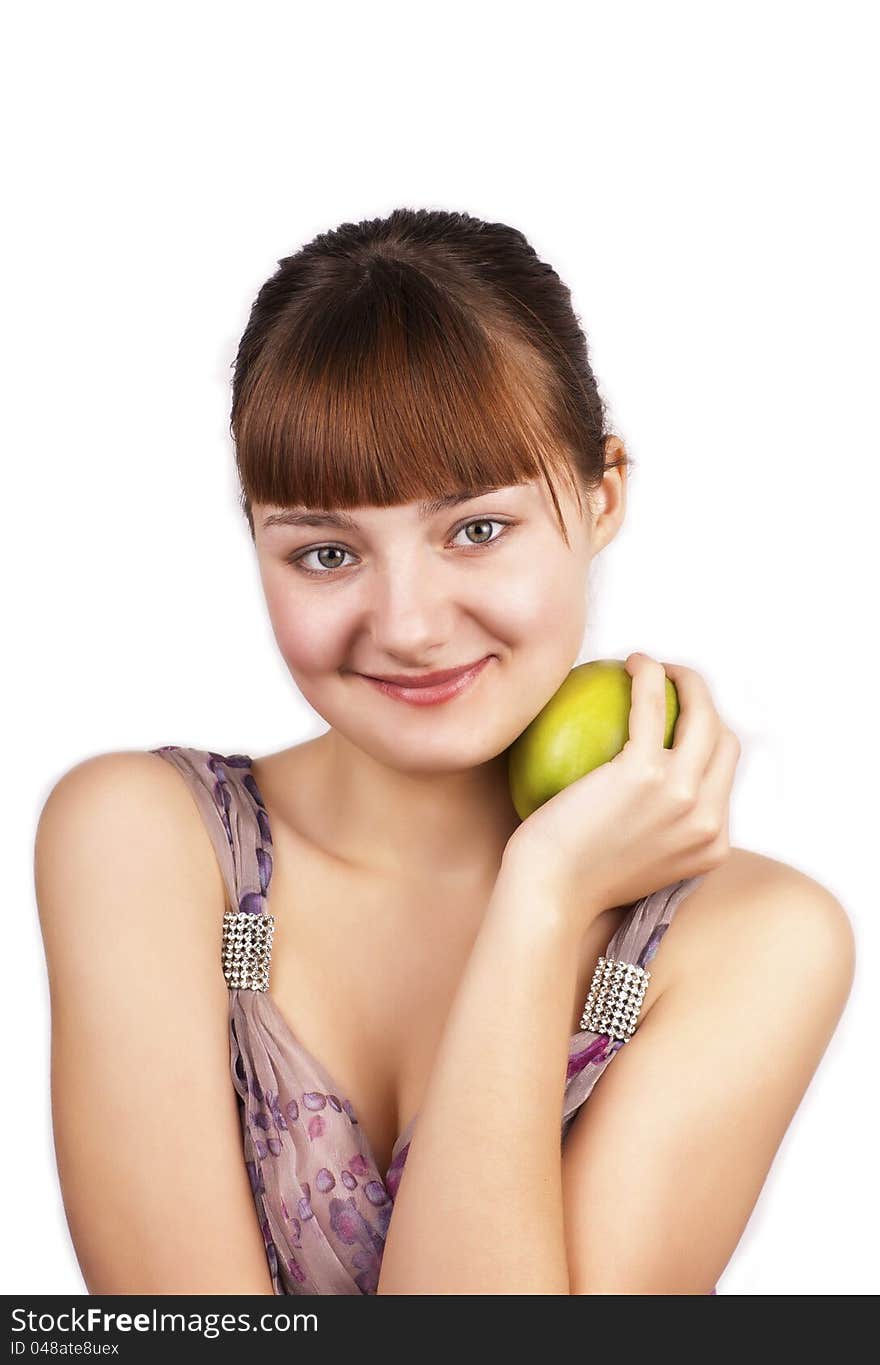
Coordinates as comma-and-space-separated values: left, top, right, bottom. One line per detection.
34, 752, 276, 1294
378, 840, 855, 1296
376, 853, 596, 1294
560, 854, 855, 1293
378, 656, 750, 1293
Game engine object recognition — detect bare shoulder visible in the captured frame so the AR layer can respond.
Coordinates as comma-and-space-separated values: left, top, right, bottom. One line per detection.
560, 844, 856, 1295
37, 748, 212, 839
649, 846, 856, 1003
35, 750, 227, 923
33, 750, 274, 1291
34, 747, 229, 1038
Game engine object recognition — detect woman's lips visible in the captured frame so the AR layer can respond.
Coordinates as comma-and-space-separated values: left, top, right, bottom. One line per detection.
358, 655, 493, 706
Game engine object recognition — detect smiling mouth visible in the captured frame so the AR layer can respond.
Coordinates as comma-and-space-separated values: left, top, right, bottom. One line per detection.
355, 656, 494, 706
359, 657, 492, 688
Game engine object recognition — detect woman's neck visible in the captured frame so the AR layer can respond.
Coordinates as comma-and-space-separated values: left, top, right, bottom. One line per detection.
291, 728, 522, 883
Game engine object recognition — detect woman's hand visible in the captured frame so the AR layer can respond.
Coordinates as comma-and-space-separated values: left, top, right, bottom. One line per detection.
501, 652, 742, 937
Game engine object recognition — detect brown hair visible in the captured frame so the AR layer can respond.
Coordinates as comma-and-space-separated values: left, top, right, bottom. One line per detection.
230, 208, 633, 546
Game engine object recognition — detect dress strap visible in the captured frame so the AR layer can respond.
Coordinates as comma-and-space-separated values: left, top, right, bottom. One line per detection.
561, 871, 708, 1131
605, 874, 707, 970
149, 745, 274, 919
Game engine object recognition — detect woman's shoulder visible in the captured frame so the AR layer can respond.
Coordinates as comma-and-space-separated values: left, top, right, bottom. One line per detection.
34, 754, 273, 1293
39, 747, 217, 835
648, 846, 855, 1001
35, 748, 229, 926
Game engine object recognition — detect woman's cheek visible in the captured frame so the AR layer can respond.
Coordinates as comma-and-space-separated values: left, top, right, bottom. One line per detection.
490, 559, 582, 642
262, 575, 345, 673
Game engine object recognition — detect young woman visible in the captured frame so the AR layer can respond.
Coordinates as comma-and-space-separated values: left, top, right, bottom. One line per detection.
34, 208, 855, 1296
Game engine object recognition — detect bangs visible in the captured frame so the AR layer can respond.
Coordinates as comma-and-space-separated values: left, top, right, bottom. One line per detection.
232, 257, 585, 544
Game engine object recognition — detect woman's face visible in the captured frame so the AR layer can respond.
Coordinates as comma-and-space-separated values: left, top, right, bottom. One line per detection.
252, 475, 609, 774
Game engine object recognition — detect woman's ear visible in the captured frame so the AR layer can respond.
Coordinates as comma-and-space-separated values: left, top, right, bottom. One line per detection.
589, 438, 628, 554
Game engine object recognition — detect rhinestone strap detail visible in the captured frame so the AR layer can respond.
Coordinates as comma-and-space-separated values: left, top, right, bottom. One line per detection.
579, 955, 651, 1042
222, 910, 275, 991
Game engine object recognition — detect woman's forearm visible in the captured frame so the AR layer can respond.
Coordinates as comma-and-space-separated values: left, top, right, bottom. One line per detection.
376, 857, 585, 1294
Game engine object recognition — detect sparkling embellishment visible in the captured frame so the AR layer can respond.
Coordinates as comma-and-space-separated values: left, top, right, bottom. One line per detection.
222, 910, 275, 991
579, 955, 651, 1042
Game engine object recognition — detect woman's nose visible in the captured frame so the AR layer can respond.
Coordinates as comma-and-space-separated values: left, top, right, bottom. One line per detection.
364, 560, 458, 658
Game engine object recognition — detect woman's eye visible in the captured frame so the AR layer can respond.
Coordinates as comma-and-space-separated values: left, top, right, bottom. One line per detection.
290, 545, 355, 576
288, 518, 513, 577
452, 517, 509, 548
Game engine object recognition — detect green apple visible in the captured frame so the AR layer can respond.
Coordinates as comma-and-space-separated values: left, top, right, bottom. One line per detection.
507, 658, 680, 820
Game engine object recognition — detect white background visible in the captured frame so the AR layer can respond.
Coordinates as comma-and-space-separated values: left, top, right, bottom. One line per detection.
4, 0, 877, 1295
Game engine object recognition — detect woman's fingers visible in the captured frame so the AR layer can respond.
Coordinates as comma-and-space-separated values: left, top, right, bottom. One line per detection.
660, 660, 720, 775
625, 652, 670, 752
697, 725, 742, 844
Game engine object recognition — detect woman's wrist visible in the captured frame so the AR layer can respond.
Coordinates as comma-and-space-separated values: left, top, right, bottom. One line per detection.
489, 839, 604, 954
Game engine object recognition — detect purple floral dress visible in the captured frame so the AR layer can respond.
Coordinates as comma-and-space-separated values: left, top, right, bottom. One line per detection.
151, 745, 716, 1295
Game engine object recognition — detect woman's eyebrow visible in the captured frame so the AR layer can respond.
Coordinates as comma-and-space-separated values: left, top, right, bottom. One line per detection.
261, 488, 508, 532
